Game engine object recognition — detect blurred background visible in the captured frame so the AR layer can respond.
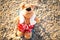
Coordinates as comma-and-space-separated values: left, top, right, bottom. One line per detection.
0, 0, 60, 40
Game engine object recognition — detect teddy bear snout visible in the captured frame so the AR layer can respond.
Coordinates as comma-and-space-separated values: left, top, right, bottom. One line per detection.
26, 7, 31, 11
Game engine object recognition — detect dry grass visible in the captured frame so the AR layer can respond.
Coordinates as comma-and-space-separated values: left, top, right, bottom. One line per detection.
0, 0, 60, 40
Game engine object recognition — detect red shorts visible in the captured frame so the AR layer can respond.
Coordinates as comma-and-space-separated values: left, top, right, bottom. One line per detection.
18, 22, 34, 33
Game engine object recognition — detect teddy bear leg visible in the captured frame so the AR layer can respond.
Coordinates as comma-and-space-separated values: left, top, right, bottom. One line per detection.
24, 32, 32, 39
17, 30, 23, 37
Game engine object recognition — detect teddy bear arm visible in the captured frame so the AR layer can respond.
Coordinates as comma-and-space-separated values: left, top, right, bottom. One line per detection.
14, 16, 19, 22
35, 17, 40, 23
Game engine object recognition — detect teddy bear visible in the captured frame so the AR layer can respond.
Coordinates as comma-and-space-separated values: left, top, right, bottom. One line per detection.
15, 3, 40, 39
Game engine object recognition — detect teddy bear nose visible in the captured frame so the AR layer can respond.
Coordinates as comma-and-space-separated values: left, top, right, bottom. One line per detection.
26, 7, 31, 11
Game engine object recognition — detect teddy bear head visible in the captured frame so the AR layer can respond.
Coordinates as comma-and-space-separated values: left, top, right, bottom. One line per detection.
20, 3, 35, 19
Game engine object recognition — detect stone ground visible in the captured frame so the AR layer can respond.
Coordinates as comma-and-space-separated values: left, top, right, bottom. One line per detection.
0, 0, 60, 40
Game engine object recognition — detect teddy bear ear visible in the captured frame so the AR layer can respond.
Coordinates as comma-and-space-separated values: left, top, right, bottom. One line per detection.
20, 3, 25, 9
31, 4, 36, 9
